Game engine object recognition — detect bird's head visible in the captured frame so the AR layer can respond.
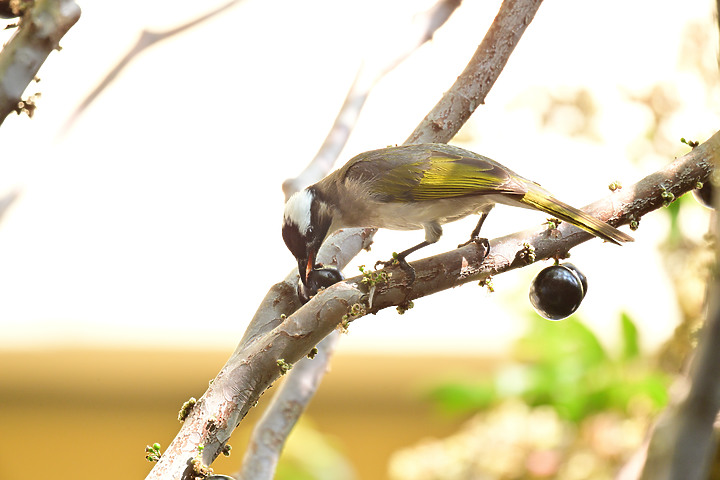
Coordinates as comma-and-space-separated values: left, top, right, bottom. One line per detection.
282, 188, 334, 286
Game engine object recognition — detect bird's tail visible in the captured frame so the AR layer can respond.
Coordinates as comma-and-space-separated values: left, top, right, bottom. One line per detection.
522, 188, 633, 245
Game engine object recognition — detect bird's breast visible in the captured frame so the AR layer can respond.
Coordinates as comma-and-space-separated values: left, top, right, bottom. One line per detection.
336, 196, 499, 231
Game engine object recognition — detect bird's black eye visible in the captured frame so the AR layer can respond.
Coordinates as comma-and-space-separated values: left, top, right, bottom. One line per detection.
307, 225, 315, 235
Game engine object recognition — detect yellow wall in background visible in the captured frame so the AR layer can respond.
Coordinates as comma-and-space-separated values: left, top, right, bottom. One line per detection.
0, 349, 492, 479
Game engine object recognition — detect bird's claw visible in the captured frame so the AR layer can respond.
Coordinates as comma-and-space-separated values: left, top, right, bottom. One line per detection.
374, 258, 396, 270
457, 236, 491, 259
375, 255, 416, 285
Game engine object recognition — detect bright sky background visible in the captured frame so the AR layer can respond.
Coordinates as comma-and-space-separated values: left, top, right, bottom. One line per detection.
0, 0, 717, 354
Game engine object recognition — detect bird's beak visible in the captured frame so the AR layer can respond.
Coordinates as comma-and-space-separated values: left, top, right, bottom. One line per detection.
298, 251, 315, 286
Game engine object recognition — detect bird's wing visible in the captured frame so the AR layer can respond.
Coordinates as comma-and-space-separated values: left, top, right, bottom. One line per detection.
344, 145, 527, 202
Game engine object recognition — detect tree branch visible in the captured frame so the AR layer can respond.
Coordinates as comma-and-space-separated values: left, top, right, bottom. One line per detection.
146, 0, 551, 478
235, 227, 379, 480
147, 128, 717, 480
405, 0, 543, 144
298, 132, 716, 317
58, 0, 243, 137
235, 332, 341, 480
0, 0, 81, 125
281, 0, 462, 200
0, 189, 19, 223
636, 149, 720, 480
667, 273, 720, 479
239, 2, 463, 478
237, 0, 545, 477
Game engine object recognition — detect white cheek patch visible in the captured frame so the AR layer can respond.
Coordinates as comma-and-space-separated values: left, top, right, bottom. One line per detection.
283, 189, 314, 235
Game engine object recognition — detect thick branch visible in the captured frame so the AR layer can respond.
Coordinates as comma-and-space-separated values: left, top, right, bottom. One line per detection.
317, 131, 716, 312
245, 3, 461, 476
144, 228, 376, 480
240, 0, 541, 477
147, 128, 718, 479
145, 1, 555, 478
236, 331, 341, 480
666, 275, 720, 479
0, 0, 81, 125
637, 144, 720, 480
234, 226, 378, 480
405, 0, 543, 144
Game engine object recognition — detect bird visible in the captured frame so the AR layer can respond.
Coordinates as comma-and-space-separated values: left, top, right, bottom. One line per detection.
282, 143, 633, 286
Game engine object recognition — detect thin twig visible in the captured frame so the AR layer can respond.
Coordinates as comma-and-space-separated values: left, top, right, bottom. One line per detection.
281, 0, 462, 200
57, 0, 243, 138
0, 189, 19, 223
0, 0, 80, 125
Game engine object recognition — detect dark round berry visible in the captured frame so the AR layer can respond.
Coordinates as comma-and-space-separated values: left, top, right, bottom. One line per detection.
693, 181, 713, 209
529, 264, 586, 321
307, 266, 344, 291
298, 266, 345, 303
561, 263, 587, 299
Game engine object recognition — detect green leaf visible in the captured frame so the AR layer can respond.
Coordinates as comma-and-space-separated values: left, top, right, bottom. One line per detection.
620, 312, 640, 361
515, 317, 607, 369
606, 373, 669, 413
424, 314, 669, 424
426, 381, 496, 414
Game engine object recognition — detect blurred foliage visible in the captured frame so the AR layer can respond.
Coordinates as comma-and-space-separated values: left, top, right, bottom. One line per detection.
275, 419, 356, 480
389, 400, 650, 480
427, 314, 668, 423
391, 315, 668, 480
655, 186, 714, 372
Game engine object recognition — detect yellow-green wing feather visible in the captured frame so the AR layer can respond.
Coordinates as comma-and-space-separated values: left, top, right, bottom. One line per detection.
344, 145, 526, 202
522, 187, 634, 245
340, 144, 633, 244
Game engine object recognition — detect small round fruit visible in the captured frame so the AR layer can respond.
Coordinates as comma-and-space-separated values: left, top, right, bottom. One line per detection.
307, 266, 344, 292
561, 263, 588, 298
297, 266, 345, 303
529, 264, 586, 321
693, 181, 713, 209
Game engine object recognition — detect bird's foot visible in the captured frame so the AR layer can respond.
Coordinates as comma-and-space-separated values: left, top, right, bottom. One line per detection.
457, 236, 491, 259
375, 253, 416, 285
